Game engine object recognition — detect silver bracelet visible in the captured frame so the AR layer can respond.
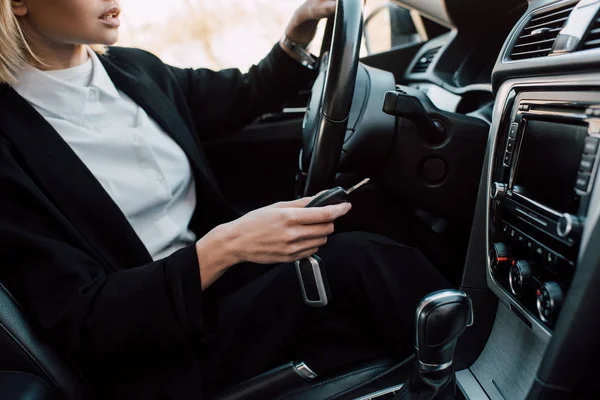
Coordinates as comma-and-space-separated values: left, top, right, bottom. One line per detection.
281, 35, 317, 70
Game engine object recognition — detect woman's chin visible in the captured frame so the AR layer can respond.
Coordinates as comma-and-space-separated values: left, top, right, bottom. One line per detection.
94, 31, 120, 46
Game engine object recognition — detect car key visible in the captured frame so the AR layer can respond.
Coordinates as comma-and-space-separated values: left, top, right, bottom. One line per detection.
305, 178, 371, 207
295, 178, 371, 307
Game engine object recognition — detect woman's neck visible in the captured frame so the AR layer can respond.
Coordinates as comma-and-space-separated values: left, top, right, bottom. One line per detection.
32, 44, 88, 71
23, 28, 89, 71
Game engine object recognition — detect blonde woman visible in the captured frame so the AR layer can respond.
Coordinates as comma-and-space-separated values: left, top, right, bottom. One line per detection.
0, 0, 450, 398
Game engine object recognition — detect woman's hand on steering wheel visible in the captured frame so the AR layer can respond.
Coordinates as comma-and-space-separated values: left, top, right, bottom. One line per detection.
285, 0, 337, 45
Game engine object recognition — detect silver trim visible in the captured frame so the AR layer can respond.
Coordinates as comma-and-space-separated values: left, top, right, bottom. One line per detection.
557, 213, 574, 238
282, 107, 308, 114
353, 383, 405, 400
486, 73, 600, 343
515, 206, 549, 227
552, 0, 600, 54
295, 256, 329, 307
582, 141, 600, 254
294, 362, 318, 380
418, 359, 453, 372
491, 182, 507, 200
456, 369, 490, 400
509, 192, 562, 220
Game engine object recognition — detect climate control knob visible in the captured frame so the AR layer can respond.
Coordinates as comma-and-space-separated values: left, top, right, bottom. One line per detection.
557, 213, 583, 238
509, 260, 533, 296
537, 282, 564, 324
490, 242, 512, 277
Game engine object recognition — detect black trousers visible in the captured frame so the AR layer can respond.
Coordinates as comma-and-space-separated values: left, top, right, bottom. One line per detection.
201, 232, 452, 392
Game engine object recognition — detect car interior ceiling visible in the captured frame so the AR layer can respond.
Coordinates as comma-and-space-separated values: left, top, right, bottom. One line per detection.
2, 0, 600, 398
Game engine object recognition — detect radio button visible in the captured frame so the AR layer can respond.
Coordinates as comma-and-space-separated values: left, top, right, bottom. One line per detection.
491, 182, 507, 200
506, 138, 515, 152
534, 245, 545, 261
557, 213, 583, 238
509, 123, 519, 138
575, 172, 591, 191
579, 155, 595, 172
546, 251, 557, 265
525, 239, 535, 253
503, 152, 513, 166
584, 137, 599, 154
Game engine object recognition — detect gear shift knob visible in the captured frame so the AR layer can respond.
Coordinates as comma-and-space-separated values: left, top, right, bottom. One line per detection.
415, 289, 473, 372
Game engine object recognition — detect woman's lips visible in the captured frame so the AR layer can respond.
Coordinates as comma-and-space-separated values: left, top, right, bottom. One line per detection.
100, 7, 121, 28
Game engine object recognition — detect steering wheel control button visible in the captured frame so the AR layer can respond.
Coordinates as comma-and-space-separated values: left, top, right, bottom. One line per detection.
537, 282, 564, 324
490, 242, 512, 277
557, 213, 583, 238
509, 260, 533, 296
491, 182, 507, 200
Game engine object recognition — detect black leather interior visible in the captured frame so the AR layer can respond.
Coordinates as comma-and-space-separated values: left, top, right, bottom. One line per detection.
281, 358, 397, 400
0, 283, 91, 399
0, 281, 402, 400
0, 371, 55, 400
209, 362, 316, 400
210, 357, 399, 400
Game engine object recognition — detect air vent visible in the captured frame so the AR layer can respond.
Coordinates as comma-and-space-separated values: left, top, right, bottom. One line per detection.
510, 2, 576, 60
581, 13, 600, 50
411, 47, 441, 73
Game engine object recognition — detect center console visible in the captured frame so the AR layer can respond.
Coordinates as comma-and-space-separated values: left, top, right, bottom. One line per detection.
488, 91, 600, 331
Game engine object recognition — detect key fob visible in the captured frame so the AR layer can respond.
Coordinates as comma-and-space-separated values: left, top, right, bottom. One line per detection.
305, 187, 348, 207
295, 255, 331, 307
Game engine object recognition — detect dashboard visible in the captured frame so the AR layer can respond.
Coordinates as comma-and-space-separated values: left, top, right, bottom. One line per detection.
461, 0, 600, 399
390, 0, 600, 398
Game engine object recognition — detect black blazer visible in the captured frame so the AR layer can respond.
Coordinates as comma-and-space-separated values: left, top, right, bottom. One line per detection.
0, 44, 315, 398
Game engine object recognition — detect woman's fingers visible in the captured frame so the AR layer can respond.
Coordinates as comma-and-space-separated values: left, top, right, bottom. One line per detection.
287, 202, 352, 225
270, 190, 330, 209
291, 247, 322, 261
286, 222, 335, 242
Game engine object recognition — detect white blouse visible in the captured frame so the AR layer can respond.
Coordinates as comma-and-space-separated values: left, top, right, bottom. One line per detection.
14, 47, 198, 261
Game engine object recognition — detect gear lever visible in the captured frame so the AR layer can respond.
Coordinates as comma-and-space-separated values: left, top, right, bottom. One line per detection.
393, 289, 473, 400
416, 290, 473, 371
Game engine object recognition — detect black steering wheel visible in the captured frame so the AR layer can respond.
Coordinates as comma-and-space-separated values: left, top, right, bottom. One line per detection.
300, 0, 364, 196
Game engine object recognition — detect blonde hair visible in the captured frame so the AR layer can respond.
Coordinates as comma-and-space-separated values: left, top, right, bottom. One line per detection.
0, 0, 107, 86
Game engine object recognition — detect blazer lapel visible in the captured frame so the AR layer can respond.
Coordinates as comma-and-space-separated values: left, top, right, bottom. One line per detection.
0, 87, 152, 270
98, 57, 231, 211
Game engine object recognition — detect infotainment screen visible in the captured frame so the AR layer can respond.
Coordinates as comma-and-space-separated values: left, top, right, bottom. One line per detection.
513, 120, 587, 212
